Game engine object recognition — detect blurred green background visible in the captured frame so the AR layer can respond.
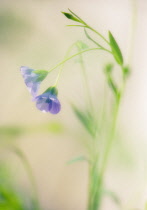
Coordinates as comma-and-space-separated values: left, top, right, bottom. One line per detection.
0, 0, 147, 209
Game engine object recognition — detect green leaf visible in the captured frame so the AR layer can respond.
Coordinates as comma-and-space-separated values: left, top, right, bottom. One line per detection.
71, 104, 96, 137
67, 156, 88, 165
107, 77, 118, 95
104, 64, 118, 95
109, 31, 123, 65
68, 9, 86, 25
0, 126, 24, 139
62, 12, 81, 23
0, 163, 31, 210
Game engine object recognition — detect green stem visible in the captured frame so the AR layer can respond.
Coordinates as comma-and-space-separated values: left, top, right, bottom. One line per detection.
85, 25, 110, 45
101, 96, 120, 176
76, 44, 94, 113
95, 94, 121, 210
11, 146, 40, 210
67, 23, 110, 47
54, 43, 76, 86
88, 157, 99, 210
67, 9, 109, 45
84, 28, 112, 54
48, 48, 105, 73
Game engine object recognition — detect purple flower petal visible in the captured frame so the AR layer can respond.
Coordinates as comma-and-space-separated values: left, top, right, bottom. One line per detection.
48, 95, 61, 114
35, 92, 61, 114
20, 66, 40, 98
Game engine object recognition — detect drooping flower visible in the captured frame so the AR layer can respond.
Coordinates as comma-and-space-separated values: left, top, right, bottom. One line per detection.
20, 66, 48, 98
35, 87, 61, 114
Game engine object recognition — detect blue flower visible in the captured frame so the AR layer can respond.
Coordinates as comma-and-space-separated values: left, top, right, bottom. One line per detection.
35, 87, 61, 114
20, 66, 48, 98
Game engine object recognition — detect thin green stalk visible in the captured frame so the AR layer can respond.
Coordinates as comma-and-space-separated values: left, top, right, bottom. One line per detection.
11, 146, 40, 210
87, 125, 101, 210
94, 94, 121, 210
97, 0, 138, 184
101, 95, 121, 176
67, 9, 109, 45
88, 156, 99, 210
76, 44, 94, 113
48, 48, 106, 73
84, 28, 112, 54
67, 22, 110, 47
54, 43, 76, 86
85, 25, 110, 45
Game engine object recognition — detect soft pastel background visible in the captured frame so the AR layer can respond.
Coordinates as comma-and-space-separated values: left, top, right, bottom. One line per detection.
0, 0, 147, 209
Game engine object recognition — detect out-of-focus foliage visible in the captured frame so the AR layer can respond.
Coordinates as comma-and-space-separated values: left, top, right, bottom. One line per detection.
0, 9, 32, 48
0, 122, 64, 141
0, 163, 34, 210
0, 126, 25, 140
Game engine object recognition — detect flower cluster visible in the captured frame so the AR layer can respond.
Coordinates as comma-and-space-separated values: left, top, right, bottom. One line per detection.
20, 66, 61, 114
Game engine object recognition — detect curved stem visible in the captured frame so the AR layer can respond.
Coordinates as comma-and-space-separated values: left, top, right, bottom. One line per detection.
86, 25, 110, 45
100, 95, 121, 178
76, 43, 94, 112
54, 43, 76, 86
48, 48, 106, 73
67, 9, 109, 45
10, 146, 40, 210
94, 94, 121, 210
84, 28, 112, 53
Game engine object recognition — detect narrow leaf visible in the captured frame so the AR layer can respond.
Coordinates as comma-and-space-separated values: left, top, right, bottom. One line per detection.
68, 9, 86, 25
62, 12, 80, 23
104, 64, 118, 95
67, 156, 87, 165
109, 31, 123, 65
84, 28, 103, 48
107, 77, 118, 95
71, 104, 96, 137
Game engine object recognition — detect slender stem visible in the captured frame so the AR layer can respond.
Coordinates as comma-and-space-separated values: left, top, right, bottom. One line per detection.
68, 9, 109, 45
86, 25, 110, 45
76, 44, 94, 112
67, 23, 110, 46
88, 156, 99, 210
54, 43, 76, 86
98, 0, 138, 181
84, 28, 112, 54
48, 48, 105, 73
11, 146, 40, 210
94, 94, 121, 210
67, 25, 89, 28
100, 95, 121, 177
